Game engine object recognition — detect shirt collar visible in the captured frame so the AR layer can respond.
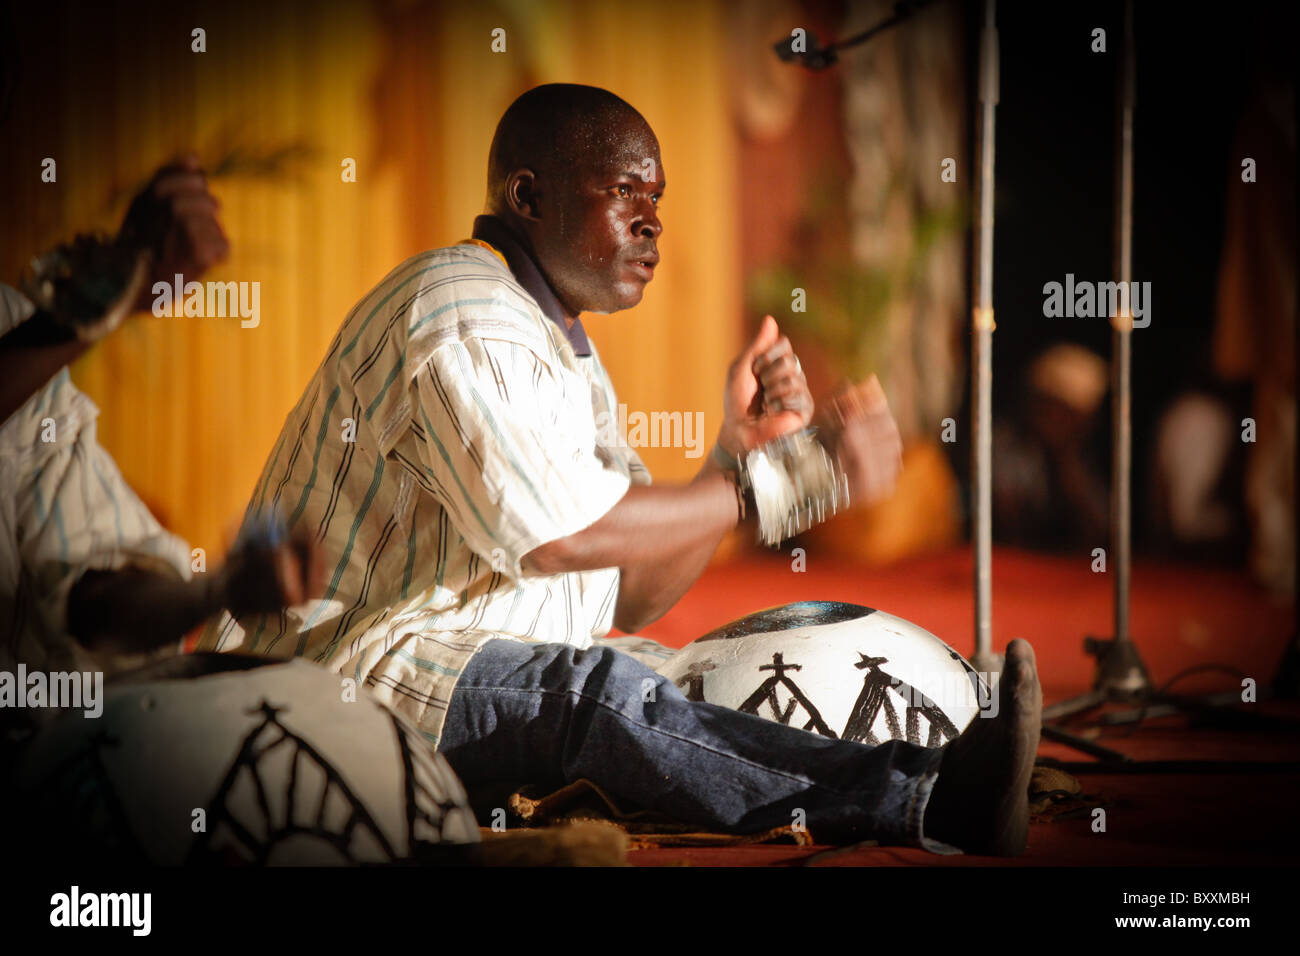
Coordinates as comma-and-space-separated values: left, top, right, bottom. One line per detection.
469, 214, 592, 357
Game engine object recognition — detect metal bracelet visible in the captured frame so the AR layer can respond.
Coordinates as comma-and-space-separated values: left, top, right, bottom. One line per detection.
739, 428, 850, 547
710, 440, 741, 474
21, 234, 147, 343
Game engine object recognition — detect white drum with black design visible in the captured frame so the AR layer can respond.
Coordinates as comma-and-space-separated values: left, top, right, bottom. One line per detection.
12, 655, 479, 865
658, 601, 989, 747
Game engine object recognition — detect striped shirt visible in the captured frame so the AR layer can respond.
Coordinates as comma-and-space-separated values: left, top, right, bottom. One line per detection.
198, 238, 667, 745
0, 285, 193, 678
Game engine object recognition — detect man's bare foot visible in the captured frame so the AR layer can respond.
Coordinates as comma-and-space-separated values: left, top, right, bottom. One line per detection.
923, 638, 1042, 856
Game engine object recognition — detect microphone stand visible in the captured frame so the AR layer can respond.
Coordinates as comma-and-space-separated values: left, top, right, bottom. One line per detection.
968, 0, 1000, 677
773, 0, 1002, 677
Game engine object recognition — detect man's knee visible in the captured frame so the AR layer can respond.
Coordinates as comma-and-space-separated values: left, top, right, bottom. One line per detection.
568, 645, 678, 711
458, 639, 675, 712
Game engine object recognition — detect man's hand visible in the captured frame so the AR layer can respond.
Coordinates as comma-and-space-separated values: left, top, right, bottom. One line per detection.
1, 154, 230, 426
68, 526, 324, 655
212, 525, 325, 620
116, 153, 230, 313
718, 315, 814, 456
816, 375, 903, 505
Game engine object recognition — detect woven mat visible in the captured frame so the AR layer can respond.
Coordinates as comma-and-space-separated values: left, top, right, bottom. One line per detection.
477, 763, 1093, 854
492, 778, 813, 849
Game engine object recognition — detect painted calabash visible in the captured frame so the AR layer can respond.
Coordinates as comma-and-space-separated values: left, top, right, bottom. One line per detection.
13, 655, 479, 865
658, 601, 989, 747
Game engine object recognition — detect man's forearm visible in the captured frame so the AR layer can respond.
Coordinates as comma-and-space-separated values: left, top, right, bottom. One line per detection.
67, 567, 219, 655
521, 463, 742, 632
0, 310, 91, 424
612, 455, 744, 632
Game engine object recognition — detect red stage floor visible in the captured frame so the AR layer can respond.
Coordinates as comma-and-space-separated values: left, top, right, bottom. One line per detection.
626, 546, 1299, 866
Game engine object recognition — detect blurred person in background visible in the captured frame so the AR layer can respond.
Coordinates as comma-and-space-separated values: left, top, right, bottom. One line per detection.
992, 343, 1110, 552
0, 155, 318, 707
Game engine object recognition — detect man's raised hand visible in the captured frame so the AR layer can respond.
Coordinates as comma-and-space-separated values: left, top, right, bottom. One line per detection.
816, 375, 903, 506
117, 153, 230, 313
719, 315, 815, 456
213, 523, 325, 620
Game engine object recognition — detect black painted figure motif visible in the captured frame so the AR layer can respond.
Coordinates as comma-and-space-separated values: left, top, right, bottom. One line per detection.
189, 701, 466, 865
737, 652, 838, 738
675, 660, 716, 702
841, 653, 961, 747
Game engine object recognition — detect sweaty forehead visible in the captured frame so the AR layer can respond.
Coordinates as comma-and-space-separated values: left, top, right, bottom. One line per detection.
559, 116, 661, 180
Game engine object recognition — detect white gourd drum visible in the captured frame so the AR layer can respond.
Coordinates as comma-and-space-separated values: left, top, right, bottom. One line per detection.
12, 656, 479, 865
658, 601, 990, 747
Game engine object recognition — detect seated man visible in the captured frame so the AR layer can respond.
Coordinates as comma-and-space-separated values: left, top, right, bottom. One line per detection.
199, 84, 1041, 855
0, 156, 316, 700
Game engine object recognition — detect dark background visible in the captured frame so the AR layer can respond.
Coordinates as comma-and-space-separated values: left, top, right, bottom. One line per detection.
958, 0, 1296, 548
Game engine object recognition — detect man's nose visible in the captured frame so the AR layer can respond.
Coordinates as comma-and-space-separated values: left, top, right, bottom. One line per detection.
633, 204, 662, 240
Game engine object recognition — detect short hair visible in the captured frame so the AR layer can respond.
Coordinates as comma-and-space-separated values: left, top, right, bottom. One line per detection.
486, 84, 650, 203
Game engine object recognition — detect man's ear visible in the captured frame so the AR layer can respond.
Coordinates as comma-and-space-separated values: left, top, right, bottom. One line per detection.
504, 169, 541, 222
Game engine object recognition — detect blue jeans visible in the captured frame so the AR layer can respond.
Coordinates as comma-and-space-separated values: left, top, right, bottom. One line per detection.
438, 638, 958, 851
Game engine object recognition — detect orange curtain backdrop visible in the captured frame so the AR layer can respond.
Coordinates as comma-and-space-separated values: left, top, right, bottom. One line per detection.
0, 0, 740, 556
